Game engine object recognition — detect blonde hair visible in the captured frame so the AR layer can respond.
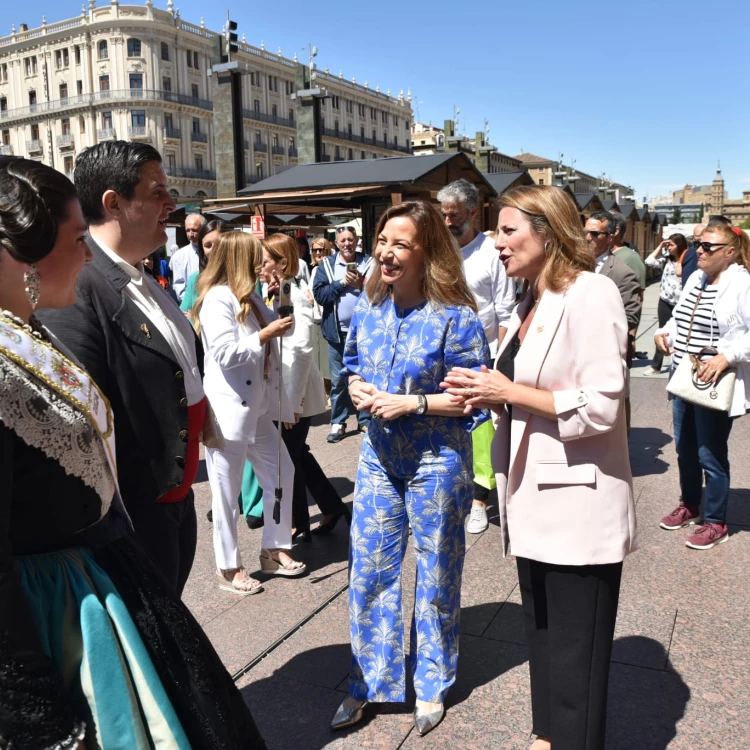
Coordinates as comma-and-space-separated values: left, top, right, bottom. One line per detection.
262, 233, 300, 280
703, 225, 750, 270
311, 237, 334, 258
497, 185, 594, 293
192, 231, 263, 335
365, 201, 477, 311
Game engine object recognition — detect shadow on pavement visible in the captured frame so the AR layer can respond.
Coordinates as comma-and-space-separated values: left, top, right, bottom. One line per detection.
628, 426, 672, 476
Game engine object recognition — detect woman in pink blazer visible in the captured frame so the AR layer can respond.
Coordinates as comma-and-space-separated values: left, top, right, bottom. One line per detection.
443, 185, 639, 750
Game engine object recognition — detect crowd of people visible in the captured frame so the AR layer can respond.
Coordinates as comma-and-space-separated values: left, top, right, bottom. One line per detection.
2, 139, 749, 749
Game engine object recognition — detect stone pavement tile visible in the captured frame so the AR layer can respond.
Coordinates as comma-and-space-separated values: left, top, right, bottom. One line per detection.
482, 584, 524, 646
605, 660, 690, 750
396, 636, 530, 750
459, 528, 518, 637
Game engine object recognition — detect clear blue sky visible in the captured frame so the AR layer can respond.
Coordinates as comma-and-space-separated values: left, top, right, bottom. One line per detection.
2, 0, 748, 201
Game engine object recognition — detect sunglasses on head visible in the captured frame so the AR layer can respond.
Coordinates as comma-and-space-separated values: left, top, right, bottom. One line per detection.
586, 230, 611, 239
336, 226, 357, 234
697, 241, 729, 253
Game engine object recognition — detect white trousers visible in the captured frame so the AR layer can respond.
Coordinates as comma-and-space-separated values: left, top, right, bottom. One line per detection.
205, 414, 295, 570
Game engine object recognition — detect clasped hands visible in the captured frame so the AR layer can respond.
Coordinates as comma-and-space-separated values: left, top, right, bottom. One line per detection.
441, 366, 513, 414
654, 335, 729, 384
349, 381, 414, 420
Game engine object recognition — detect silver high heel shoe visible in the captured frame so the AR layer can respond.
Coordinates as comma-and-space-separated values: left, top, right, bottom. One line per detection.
414, 703, 445, 736
331, 699, 367, 730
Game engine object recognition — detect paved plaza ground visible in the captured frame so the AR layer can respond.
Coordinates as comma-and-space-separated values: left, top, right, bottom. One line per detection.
183, 281, 750, 749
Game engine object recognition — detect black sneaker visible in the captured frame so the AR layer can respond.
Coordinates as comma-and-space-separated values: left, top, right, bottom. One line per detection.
246, 515, 264, 530
327, 424, 345, 443
206, 509, 213, 523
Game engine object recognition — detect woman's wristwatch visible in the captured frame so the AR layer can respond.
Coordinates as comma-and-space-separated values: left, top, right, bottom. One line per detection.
416, 394, 428, 415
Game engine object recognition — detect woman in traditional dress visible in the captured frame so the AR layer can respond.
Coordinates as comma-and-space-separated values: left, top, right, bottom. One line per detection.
0, 156, 266, 748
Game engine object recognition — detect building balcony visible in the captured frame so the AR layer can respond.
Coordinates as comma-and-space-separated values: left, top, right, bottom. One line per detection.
191, 131, 208, 143
56, 134, 75, 149
288, 146, 297, 157
165, 166, 216, 181
128, 126, 151, 139
164, 126, 182, 140
254, 142, 268, 153
0, 144, 13, 155
0, 89, 213, 125
26, 139, 42, 152
321, 127, 412, 154
97, 128, 116, 140
271, 145, 285, 156
241, 109, 296, 129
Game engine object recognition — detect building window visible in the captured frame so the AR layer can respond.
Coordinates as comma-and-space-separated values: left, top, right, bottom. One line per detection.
63, 155, 74, 175
98, 40, 108, 60
129, 74, 143, 90
102, 111, 112, 129
79, 115, 85, 133
186, 50, 192, 68
55, 48, 69, 69
346, 100, 353, 114
370, 107, 376, 119
394, 135, 398, 147
74, 45, 81, 65
272, 133, 279, 148
131, 110, 146, 127
360, 126, 365, 139
249, 71, 256, 87
360, 150, 365, 159
162, 76, 171, 92
30, 123, 39, 140
538, 179, 544, 185
58, 82, 68, 100
289, 108, 295, 122
169, 188, 179, 198
254, 129, 261, 145
192, 117, 201, 134
0, 64, 7, 82
256, 163, 264, 180
28, 91, 37, 107
61, 118, 71, 135
24, 56, 38, 76
334, 120, 339, 134
195, 155, 203, 172
161, 42, 170, 61
127, 38, 142, 57
382, 111, 388, 124
372, 128, 376, 141
76, 80, 83, 95
99, 75, 110, 91
331, 95, 340, 110
348, 148, 353, 160
335, 145, 341, 159
271, 104, 277, 117
164, 113, 173, 129
285, 80, 294, 95
167, 153, 176, 170
348, 123, 352, 135
191, 83, 199, 99
253, 99, 260, 113
2, 129, 10, 145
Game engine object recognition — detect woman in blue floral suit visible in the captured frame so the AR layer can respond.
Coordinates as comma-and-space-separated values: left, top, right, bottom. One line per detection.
330, 201, 490, 737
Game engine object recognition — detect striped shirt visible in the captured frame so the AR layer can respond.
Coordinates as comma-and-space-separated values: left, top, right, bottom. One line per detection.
672, 283, 719, 368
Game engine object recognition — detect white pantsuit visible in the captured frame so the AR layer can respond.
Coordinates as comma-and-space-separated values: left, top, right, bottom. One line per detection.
205, 415, 295, 569
199, 285, 296, 571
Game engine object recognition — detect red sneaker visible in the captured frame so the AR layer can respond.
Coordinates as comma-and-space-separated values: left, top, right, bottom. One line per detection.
660, 502, 702, 530
685, 523, 729, 550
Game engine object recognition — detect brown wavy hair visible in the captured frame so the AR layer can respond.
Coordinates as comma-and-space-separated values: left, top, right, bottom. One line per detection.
262, 233, 300, 280
192, 231, 263, 336
365, 201, 477, 311
703, 224, 750, 270
497, 185, 594, 293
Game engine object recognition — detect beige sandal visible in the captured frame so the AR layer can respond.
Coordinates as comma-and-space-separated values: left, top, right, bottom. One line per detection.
216, 568, 264, 595
259, 549, 306, 577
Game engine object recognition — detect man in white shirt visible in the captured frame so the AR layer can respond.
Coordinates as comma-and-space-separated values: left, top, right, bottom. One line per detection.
170, 213, 205, 301
438, 179, 516, 534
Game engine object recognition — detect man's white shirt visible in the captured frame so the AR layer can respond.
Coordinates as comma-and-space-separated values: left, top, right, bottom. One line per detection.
170, 243, 200, 301
461, 232, 515, 355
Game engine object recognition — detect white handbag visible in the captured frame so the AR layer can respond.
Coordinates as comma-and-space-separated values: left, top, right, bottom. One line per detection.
666, 286, 736, 411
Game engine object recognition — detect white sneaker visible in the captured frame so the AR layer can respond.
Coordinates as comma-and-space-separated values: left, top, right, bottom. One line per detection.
466, 505, 489, 534
642, 367, 661, 376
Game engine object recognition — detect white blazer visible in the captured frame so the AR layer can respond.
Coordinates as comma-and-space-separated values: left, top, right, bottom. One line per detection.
199, 285, 294, 442
657, 263, 750, 417
276, 277, 327, 417
491, 272, 639, 566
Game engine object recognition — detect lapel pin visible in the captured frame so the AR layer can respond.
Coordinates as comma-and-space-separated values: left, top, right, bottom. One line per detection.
537, 325, 544, 333
140, 323, 151, 339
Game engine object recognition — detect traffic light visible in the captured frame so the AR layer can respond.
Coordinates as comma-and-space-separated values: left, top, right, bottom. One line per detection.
227, 20, 238, 55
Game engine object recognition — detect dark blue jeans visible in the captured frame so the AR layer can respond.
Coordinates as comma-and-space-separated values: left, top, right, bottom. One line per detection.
327, 339, 370, 429
672, 396, 733, 523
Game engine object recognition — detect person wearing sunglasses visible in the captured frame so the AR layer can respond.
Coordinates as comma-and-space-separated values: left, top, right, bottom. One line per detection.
643, 234, 689, 375
585, 211, 641, 434
309, 238, 334, 381
655, 224, 750, 549
313, 225, 373, 443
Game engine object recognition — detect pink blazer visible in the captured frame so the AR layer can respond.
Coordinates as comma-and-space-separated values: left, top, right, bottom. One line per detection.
491, 271, 640, 565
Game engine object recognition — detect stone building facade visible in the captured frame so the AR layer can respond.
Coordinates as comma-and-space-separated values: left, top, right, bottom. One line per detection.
0, 1, 413, 201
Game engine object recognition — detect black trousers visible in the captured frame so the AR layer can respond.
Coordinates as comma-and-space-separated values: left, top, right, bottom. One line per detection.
651, 297, 676, 372
517, 557, 623, 750
126, 490, 197, 597
282, 417, 346, 532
